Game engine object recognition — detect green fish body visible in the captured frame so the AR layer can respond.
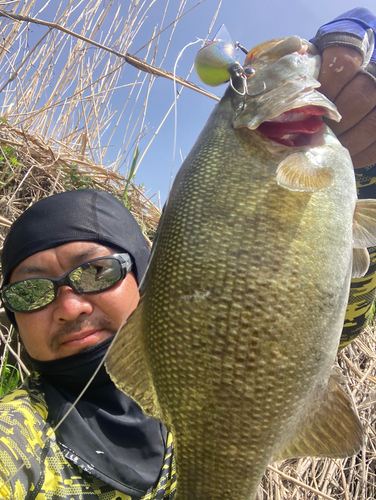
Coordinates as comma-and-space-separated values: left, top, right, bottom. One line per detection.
107, 37, 376, 499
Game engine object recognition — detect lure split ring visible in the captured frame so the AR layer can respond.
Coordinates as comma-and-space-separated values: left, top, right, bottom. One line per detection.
194, 25, 266, 97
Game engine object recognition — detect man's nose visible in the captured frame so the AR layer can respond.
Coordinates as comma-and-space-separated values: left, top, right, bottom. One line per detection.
52, 286, 93, 323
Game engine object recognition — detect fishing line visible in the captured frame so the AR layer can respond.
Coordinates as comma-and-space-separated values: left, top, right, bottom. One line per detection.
53, 306, 141, 435
0, 286, 144, 493
168, 38, 205, 200
0, 36, 209, 496
29, 37, 204, 480
47, 247, 158, 438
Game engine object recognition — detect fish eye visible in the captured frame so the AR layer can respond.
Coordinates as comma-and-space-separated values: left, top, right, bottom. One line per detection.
244, 67, 256, 77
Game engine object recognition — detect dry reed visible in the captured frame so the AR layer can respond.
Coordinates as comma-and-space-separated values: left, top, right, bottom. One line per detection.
259, 328, 376, 499
0, 1, 375, 499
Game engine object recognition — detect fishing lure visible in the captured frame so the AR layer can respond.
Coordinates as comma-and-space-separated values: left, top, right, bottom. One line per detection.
194, 25, 263, 96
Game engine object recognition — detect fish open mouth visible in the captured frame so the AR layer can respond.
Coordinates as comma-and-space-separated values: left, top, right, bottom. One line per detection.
257, 106, 327, 147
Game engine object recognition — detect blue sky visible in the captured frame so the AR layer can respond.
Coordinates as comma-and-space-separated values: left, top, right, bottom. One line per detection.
4, 1, 376, 205
128, 0, 376, 204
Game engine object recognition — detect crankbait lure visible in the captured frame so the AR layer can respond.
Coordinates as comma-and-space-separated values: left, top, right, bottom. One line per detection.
194, 25, 264, 96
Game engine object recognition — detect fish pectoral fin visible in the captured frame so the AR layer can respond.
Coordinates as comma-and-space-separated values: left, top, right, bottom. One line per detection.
276, 148, 335, 192
352, 247, 370, 278
353, 199, 376, 248
105, 301, 162, 420
272, 372, 363, 462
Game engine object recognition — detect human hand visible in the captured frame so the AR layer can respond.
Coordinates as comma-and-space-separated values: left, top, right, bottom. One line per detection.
311, 5, 376, 169
318, 45, 376, 169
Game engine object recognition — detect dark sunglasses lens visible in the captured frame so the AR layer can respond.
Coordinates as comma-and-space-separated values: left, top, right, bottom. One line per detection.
4, 279, 55, 312
2, 257, 125, 312
71, 258, 122, 292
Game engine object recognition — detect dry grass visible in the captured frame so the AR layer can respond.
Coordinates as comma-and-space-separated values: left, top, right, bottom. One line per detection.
0, 0, 203, 395
0, 1, 375, 499
1, 130, 375, 500
0, 0, 147, 170
259, 328, 376, 500
0, 120, 161, 244
0, 0, 217, 179
0, 119, 163, 381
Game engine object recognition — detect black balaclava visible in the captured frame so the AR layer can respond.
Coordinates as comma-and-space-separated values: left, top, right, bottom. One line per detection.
31, 339, 167, 498
1, 189, 150, 326
1, 190, 167, 497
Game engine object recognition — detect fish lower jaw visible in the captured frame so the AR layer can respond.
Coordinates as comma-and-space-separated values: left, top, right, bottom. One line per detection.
257, 106, 328, 147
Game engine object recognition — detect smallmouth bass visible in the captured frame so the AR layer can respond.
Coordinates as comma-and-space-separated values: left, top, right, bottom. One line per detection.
107, 36, 376, 499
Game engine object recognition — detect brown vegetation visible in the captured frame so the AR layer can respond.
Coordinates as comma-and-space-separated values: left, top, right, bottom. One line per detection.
0, 2, 375, 499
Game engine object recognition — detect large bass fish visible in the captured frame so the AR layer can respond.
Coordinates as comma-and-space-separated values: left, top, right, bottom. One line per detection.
107, 36, 376, 499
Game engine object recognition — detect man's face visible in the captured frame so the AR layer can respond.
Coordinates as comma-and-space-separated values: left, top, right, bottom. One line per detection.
9, 241, 140, 361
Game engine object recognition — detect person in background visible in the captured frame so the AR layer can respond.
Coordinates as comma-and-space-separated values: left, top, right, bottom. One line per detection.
0, 7, 376, 499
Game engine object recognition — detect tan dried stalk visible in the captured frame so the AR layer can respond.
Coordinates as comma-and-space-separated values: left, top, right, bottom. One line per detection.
0, 2, 375, 498
0, 0, 217, 182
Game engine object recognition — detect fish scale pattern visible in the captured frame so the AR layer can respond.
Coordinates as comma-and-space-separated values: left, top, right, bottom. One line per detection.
134, 92, 357, 499
106, 42, 365, 499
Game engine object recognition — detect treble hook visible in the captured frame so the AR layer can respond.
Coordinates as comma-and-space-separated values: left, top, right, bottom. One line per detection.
246, 79, 266, 97
229, 72, 266, 97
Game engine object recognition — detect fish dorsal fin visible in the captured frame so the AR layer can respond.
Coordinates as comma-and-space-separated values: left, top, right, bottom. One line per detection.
353, 199, 376, 248
105, 301, 162, 421
272, 373, 363, 462
276, 148, 335, 192
352, 247, 370, 278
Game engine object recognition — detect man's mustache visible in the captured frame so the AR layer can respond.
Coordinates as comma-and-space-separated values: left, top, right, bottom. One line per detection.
49, 318, 116, 352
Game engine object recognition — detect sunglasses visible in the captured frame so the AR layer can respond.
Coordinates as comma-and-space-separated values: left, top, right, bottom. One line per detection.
1, 253, 133, 313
